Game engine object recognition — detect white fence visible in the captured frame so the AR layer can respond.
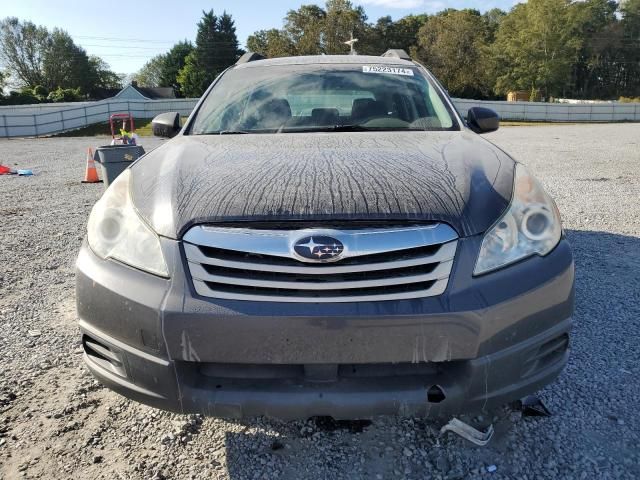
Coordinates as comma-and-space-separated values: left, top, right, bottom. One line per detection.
0, 98, 198, 138
0, 97, 639, 138
453, 99, 640, 122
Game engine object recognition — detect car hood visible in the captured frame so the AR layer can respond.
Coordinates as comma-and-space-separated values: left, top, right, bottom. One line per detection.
131, 131, 515, 239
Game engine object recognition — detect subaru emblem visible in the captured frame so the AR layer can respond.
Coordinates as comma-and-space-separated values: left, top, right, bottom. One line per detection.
293, 236, 345, 262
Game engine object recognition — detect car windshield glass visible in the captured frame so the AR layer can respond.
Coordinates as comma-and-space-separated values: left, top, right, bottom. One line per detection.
188, 64, 459, 135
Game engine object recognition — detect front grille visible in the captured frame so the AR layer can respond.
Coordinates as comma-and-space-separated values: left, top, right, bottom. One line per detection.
183, 224, 458, 303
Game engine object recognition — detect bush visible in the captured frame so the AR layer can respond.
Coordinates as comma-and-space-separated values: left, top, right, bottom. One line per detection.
47, 87, 83, 103
0, 90, 41, 105
32, 85, 49, 100
619, 96, 640, 104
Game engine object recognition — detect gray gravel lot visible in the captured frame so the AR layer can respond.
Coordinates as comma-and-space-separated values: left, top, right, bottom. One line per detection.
1, 124, 639, 480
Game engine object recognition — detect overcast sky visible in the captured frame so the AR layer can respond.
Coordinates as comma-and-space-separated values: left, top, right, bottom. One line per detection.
3, 0, 522, 74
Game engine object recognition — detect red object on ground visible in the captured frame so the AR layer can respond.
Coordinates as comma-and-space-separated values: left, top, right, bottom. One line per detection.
109, 113, 135, 139
0, 165, 11, 175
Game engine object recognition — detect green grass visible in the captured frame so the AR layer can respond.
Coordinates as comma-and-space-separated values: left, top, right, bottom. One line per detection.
55, 118, 154, 137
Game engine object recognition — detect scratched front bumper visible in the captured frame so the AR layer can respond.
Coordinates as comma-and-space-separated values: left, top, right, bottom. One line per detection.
76, 236, 574, 419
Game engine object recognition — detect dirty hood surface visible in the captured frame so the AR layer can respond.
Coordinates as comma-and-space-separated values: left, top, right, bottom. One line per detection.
131, 131, 515, 239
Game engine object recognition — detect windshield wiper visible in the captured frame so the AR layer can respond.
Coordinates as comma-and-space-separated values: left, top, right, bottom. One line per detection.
279, 124, 374, 133
218, 130, 250, 135
210, 125, 393, 135
330, 124, 372, 132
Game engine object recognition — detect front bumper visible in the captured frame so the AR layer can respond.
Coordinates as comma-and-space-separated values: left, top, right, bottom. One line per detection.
76, 236, 574, 420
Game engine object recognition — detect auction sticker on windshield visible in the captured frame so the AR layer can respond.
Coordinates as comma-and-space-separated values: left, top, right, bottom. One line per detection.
363, 66, 414, 76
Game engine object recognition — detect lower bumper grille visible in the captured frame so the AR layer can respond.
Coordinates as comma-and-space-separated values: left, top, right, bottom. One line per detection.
183, 224, 458, 303
522, 333, 569, 378
83, 335, 126, 378
198, 362, 443, 381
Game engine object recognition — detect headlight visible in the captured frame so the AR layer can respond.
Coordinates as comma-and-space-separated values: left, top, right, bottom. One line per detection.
474, 164, 562, 275
87, 170, 169, 277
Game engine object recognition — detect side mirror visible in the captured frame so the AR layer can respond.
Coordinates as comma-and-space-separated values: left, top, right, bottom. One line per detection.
152, 112, 181, 138
467, 107, 499, 134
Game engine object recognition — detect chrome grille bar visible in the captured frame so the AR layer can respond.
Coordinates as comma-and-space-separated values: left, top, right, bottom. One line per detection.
183, 224, 458, 303
188, 260, 453, 290
183, 241, 457, 275
183, 224, 457, 260
190, 278, 451, 303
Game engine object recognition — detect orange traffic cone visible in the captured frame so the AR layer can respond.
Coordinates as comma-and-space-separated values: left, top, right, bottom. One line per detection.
82, 148, 102, 184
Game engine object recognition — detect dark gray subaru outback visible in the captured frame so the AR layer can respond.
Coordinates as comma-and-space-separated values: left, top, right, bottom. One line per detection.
76, 51, 574, 420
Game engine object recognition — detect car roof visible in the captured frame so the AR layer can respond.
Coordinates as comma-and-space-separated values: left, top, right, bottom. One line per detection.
234, 55, 416, 69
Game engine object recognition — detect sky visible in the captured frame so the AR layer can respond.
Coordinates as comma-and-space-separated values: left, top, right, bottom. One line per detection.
3, 0, 522, 75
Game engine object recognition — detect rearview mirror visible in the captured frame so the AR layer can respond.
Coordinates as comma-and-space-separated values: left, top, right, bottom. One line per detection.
152, 112, 181, 138
467, 107, 500, 134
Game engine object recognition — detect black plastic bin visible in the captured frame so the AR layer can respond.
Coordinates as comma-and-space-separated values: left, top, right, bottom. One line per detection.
94, 145, 145, 187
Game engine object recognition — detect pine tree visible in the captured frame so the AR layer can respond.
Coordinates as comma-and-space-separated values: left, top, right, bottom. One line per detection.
177, 10, 242, 97
218, 13, 242, 64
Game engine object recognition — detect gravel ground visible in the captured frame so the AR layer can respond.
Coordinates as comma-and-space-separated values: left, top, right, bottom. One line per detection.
1, 124, 639, 480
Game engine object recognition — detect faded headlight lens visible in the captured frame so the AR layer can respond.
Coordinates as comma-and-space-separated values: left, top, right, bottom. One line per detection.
474, 164, 562, 275
87, 170, 168, 277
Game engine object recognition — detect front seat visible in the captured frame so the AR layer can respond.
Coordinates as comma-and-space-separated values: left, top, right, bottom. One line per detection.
252, 98, 292, 130
351, 98, 388, 123
311, 108, 340, 126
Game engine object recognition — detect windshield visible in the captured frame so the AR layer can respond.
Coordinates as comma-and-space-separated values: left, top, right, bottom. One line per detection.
188, 64, 459, 135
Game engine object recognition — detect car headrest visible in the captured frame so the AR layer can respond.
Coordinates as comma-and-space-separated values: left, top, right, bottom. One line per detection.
311, 108, 340, 125
256, 98, 292, 128
351, 98, 387, 121
264, 99, 291, 118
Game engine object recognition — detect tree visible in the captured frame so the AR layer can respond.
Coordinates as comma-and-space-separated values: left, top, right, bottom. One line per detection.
249, 1, 368, 57
177, 10, 242, 97
284, 5, 326, 55
87, 56, 122, 91
569, 0, 621, 99
159, 41, 193, 96
177, 52, 206, 98
323, 0, 368, 54
244, 1, 640, 100
218, 13, 244, 61
622, 0, 640, 36
357, 16, 392, 55
43, 29, 93, 92
414, 10, 494, 98
135, 54, 166, 87
0, 71, 6, 102
0, 17, 49, 87
492, 0, 583, 99
619, 0, 640, 97
0, 18, 121, 100
358, 14, 428, 55
483, 8, 506, 42
246, 30, 267, 54
247, 29, 296, 58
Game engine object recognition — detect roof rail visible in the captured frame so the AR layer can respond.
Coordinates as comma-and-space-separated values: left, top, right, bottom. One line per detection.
236, 52, 266, 65
381, 49, 412, 61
